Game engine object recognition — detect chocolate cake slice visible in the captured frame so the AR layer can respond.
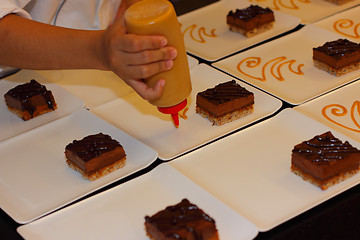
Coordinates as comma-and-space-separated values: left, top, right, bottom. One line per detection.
196, 80, 254, 126
145, 199, 219, 240
291, 131, 360, 190
313, 38, 360, 76
4, 79, 57, 120
65, 133, 126, 181
227, 5, 275, 37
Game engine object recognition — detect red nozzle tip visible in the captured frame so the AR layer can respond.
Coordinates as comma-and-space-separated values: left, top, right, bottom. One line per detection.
157, 99, 187, 128
171, 113, 179, 128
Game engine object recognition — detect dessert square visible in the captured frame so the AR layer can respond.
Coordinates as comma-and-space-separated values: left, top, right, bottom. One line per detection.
291, 131, 360, 190
227, 5, 275, 37
145, 199, 219, 240
65, 133, 126, 181
196, 80, 254, 126
4, 79, 57, 120
313, 38, 360, 76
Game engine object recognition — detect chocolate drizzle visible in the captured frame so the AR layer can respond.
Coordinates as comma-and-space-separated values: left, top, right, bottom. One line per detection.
313, 39, 360, 58
65, 133, 122, 162
227, 5, 273, 22
198, 80, 253, 105
145, 199, 216, 240
4, 79, 55, 117
292, 131, 359, 164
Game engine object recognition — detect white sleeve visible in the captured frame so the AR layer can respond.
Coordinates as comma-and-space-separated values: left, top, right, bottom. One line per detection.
0, 0, 32, 19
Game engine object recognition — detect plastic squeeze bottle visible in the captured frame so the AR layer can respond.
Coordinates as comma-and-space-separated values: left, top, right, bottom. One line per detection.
124, 0, 192, 128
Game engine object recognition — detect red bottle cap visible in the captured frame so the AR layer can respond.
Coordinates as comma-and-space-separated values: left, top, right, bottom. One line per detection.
157, 99, 187, 128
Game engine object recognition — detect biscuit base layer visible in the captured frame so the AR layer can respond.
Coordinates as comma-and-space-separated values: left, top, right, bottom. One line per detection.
7, 104, 57, 121
196, 105, 254, 126
66, 157, 126, 181
146, 232, 219, 240
228, 22, 274, 37
291, 164, 360, 190
313, 59, 360, 77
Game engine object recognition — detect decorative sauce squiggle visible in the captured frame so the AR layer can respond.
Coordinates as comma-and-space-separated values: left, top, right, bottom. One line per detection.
249, 0, 310, 10
182, 24, 217, 43
322, 101, 360, 133
179, 107, 189, 120
333, 19, 360, 39
237, 56, 304, 81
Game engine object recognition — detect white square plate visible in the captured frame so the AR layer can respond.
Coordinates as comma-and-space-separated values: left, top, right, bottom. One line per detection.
170, 108, 360, 231
179, 0, 300, 61
17, 163, 258, 240
247, 0, 360, 24
314, 5, 360, 42
295, 80, 360, 143
213, 24, 360, 105
0, 108, 157, 224
0, 70, 84, 142
91, 64, 282, 160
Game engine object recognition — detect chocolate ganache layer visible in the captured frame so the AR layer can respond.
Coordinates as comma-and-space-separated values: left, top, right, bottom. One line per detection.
292, 131, 360, 181
145, 199, 219, 240
313, 39, 360, 69
4, 79, 56, 118
227, 5, 274, 31
196, 80, 254, 117
65, 133, 126, 174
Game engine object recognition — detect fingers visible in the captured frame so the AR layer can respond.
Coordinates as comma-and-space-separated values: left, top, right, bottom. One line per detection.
125, 46, 177, 65
121, 34, 168, 52
127, 78, 166, 101
124, 58, 174, 80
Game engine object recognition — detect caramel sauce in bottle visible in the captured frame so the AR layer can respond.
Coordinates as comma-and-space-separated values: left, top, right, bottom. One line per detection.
124, 0, 192, 127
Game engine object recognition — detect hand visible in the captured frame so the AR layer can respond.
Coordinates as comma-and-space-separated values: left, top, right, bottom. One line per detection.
101, 18, 177, 101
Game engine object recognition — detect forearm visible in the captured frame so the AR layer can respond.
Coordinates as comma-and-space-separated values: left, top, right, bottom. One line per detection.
0, 14, 109, 71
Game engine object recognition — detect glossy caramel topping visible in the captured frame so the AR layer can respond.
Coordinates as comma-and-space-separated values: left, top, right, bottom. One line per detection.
313, 39, 360, 58
65, 133, 122, 162
145, 199, 216, 239
198, 80, 253, 105
292, 131, 359, 165
4, 79, 55, 116
227, 5, 273, 22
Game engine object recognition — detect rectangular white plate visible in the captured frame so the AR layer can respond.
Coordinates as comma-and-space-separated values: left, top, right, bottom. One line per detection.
17, 163, 258, 240
170, 108, 360, 231
0, 108, 158, 224
295, 80, 360, 143
91, 64, 282, 160
179, 0, 300, 61
314, 5, 360, 42
247, 0, 360, 24
213, 24, 360, 105
0, 70, 84, 142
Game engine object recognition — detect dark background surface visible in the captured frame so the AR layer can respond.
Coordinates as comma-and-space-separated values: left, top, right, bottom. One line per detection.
1, 0, 360, 239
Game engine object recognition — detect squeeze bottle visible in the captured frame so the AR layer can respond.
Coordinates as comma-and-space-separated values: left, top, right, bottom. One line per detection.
124, 0, 192, 127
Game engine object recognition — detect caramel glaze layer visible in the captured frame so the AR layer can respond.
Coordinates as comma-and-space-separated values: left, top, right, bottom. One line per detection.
313, 39, 360, 69
145, 199, 219, 240
4, 79, 56, 118
291, 131, 360, 181
196, 80, 254, 117
65, 133, 126, 174
227, 5, 274, 31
